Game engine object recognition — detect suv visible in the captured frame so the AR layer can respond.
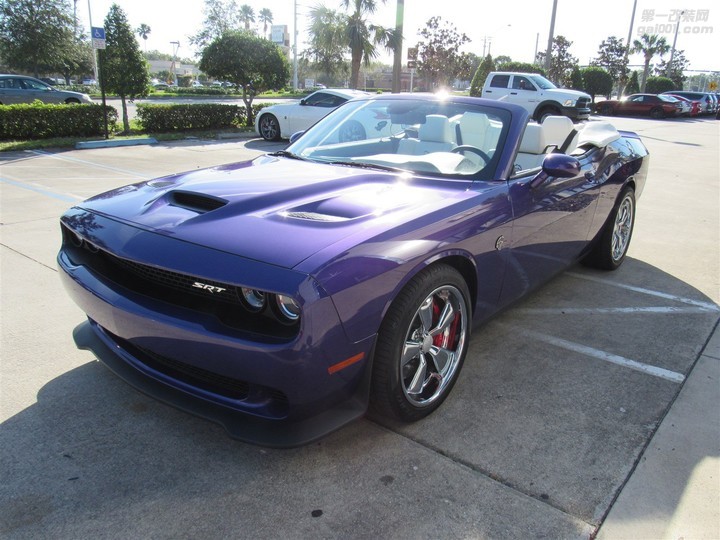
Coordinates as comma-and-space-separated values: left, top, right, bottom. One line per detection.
481, 72, 592, 122
662, 91, 716, 115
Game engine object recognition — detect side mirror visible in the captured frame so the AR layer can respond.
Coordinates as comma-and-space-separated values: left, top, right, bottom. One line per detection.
289, 131, 305, 144
299, 99, 306, 105
530, 153, 581, 188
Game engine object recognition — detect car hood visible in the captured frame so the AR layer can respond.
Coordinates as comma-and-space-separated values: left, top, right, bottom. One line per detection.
77, 156, 472, 269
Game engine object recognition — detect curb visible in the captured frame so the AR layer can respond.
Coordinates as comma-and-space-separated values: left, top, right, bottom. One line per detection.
75, 138, 158, 150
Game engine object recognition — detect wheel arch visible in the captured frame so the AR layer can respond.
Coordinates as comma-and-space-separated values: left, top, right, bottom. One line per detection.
533, 100, 563, 119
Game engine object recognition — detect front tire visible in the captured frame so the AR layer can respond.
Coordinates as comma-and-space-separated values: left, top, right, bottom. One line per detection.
536, 106, 561, 123
370, 264, 471, 422
650, 107, 665, 119
258, 113, 281, 141
583, 187, 635, 270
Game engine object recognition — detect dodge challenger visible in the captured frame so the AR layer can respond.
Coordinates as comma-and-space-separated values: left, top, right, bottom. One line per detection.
58, 94, 648, 447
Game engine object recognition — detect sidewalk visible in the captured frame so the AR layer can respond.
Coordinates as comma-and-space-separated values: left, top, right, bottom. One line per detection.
597, 322, 720, 539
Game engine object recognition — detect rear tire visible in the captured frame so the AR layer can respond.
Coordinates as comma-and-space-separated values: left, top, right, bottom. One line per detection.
650, 107, 665, 119
65, 98, 81, 104
583, 187, 635, 270
370, 264, 471, 422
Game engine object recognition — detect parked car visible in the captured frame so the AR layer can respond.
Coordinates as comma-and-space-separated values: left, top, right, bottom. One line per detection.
255, 88, 370, 141
59, 94, 649, 447
664, 94, 701, 116
595, 93, 682, 118
0, 74, 93, 105
662, 91, 716, 114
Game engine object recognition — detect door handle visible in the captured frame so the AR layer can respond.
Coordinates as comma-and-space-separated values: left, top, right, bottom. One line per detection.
510, 92, 517, 95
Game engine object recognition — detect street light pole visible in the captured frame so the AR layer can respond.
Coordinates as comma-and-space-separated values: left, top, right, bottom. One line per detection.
618, 0, 638, 97
545, 0, 558, 72
293, 0, 298, 90
392, 0, 404, 93
667, 10, 685, 75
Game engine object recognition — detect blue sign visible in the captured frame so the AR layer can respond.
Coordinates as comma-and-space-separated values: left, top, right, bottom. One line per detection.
92, 27, 106, 40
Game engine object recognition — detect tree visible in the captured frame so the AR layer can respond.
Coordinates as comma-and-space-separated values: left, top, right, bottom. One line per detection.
341, 0, 399, 89
200, 31, 288, 125
258, 8, 273, 39
493, 55, 512, 69
632, 33, 669, 92
136, 23, 151, 52
416, 16, 470, 89
569, 65, 583, 90
0, 0, 75, 77
57, 35, 94, 85
470, 54, 494, 96
305, 6, 348, 81
592, 36, 628, 95
190, 0, 242, 48
102, 4, 150, 133
581, 67, 613, 100
239, 4, 254, 31
626, 71, 640, 94
645, 76, 674, 94
499, 61, 545, 76
536, 35, 578, 86
656, 49, 689, 89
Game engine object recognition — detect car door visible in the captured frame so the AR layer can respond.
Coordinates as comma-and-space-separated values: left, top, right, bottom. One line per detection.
618, 95, 643, 115
500, 153, 601, 303
483, 74, 512, 101
0, 77, 25, 104
505, 75, 540, 112
288, 92, 347, 134
19, 78, 60, 104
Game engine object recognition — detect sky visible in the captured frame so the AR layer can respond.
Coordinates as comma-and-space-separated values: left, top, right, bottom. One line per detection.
78, 0, 720, 73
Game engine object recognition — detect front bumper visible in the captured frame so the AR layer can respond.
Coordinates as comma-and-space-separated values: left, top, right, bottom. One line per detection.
73, 320, 371, 447
58, 210, 375, 447
561, 105, 591, 121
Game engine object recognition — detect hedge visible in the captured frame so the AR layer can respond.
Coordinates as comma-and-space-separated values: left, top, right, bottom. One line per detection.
136, 102, 272, 132
0, 101, 118, 140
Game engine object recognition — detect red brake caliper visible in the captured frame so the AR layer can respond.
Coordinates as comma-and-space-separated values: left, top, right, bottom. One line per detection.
432, 295, 461, 349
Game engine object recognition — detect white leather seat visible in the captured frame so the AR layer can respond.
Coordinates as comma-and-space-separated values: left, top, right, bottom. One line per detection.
514, 123, 547, 171
454, 112, 490, 148
398, 115, 454, 155
541, 115, 578, 154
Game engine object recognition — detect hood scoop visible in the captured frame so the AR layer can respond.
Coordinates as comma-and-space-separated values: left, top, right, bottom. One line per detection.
168, 190, 228, 214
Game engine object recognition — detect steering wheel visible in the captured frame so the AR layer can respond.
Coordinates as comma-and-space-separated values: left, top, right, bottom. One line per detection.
452, 145, 491, 165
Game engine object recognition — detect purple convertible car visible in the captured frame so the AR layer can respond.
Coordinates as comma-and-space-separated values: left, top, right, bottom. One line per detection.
59, 94, 648, 447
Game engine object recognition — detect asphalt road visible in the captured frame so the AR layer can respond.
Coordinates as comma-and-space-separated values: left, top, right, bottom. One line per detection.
1, 116, 718, 538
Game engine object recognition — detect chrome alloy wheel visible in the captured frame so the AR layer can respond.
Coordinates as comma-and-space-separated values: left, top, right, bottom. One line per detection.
400, 285, 468, 407
259, 114, 280, 141
611, 193, 634, 263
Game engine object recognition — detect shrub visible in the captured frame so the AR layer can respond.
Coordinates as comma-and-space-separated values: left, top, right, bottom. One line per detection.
136, 103, 243, 131
645, 76, 675, 94
0, 101, 117, 140
581, 67, 613, 100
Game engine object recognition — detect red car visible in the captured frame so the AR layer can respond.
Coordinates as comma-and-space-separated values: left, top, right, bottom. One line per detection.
595, 94, 682, 119
664, 94, 701, 116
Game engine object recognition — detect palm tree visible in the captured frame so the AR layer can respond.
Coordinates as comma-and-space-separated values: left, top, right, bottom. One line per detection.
136, 23, 151, 52
239, 4, 255, 31
259, 8, 273, 39
340, 0, 399, 89
632, 33, 669, 92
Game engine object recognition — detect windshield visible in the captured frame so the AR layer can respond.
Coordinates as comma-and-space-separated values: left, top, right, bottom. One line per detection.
529, 75, 557, 90
286, 97, 511, 180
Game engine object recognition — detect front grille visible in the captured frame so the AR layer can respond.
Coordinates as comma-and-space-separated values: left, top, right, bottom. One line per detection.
106, 330, 289, 418
577, 97, 591, 109
61, 224, 298, 340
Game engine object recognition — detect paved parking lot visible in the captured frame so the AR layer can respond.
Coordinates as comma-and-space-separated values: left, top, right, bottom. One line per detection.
1, 117, 718, 538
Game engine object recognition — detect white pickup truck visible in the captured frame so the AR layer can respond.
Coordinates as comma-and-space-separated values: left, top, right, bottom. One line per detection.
482, 72, 592, 122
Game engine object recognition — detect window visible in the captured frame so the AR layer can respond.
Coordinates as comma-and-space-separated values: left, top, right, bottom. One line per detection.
0, 78, 20, 89
20, 78, 50, 90
512, 76, 535, 91
490, 75, 510, 89
304, 92, 347, 108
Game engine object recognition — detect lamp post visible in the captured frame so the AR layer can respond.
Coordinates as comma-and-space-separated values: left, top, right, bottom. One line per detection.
667, 10, 685, 76
618, 0, 638, 97
545, 0, 558, 71
392, 0, 404, 93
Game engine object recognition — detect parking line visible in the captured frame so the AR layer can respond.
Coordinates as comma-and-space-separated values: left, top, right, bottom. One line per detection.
567, 272, 719, 311
517, 306, 717, 314
519, 328, 685, 383
0, 176, 81, 203
27, 150, 153, 179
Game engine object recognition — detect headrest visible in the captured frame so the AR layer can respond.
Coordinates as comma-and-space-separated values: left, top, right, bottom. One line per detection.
519, 123, 546, 154
419, 115, 452, 143
541, 115, 574, 146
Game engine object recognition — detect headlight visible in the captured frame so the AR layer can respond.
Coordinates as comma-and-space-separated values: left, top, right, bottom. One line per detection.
274, 294, 301, 322
563, 99, 577, 107
240, 288, 266, 312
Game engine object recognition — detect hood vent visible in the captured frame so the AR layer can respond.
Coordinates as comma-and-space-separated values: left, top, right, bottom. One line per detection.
282, 211, 349, 222
169, 190, 228, 214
